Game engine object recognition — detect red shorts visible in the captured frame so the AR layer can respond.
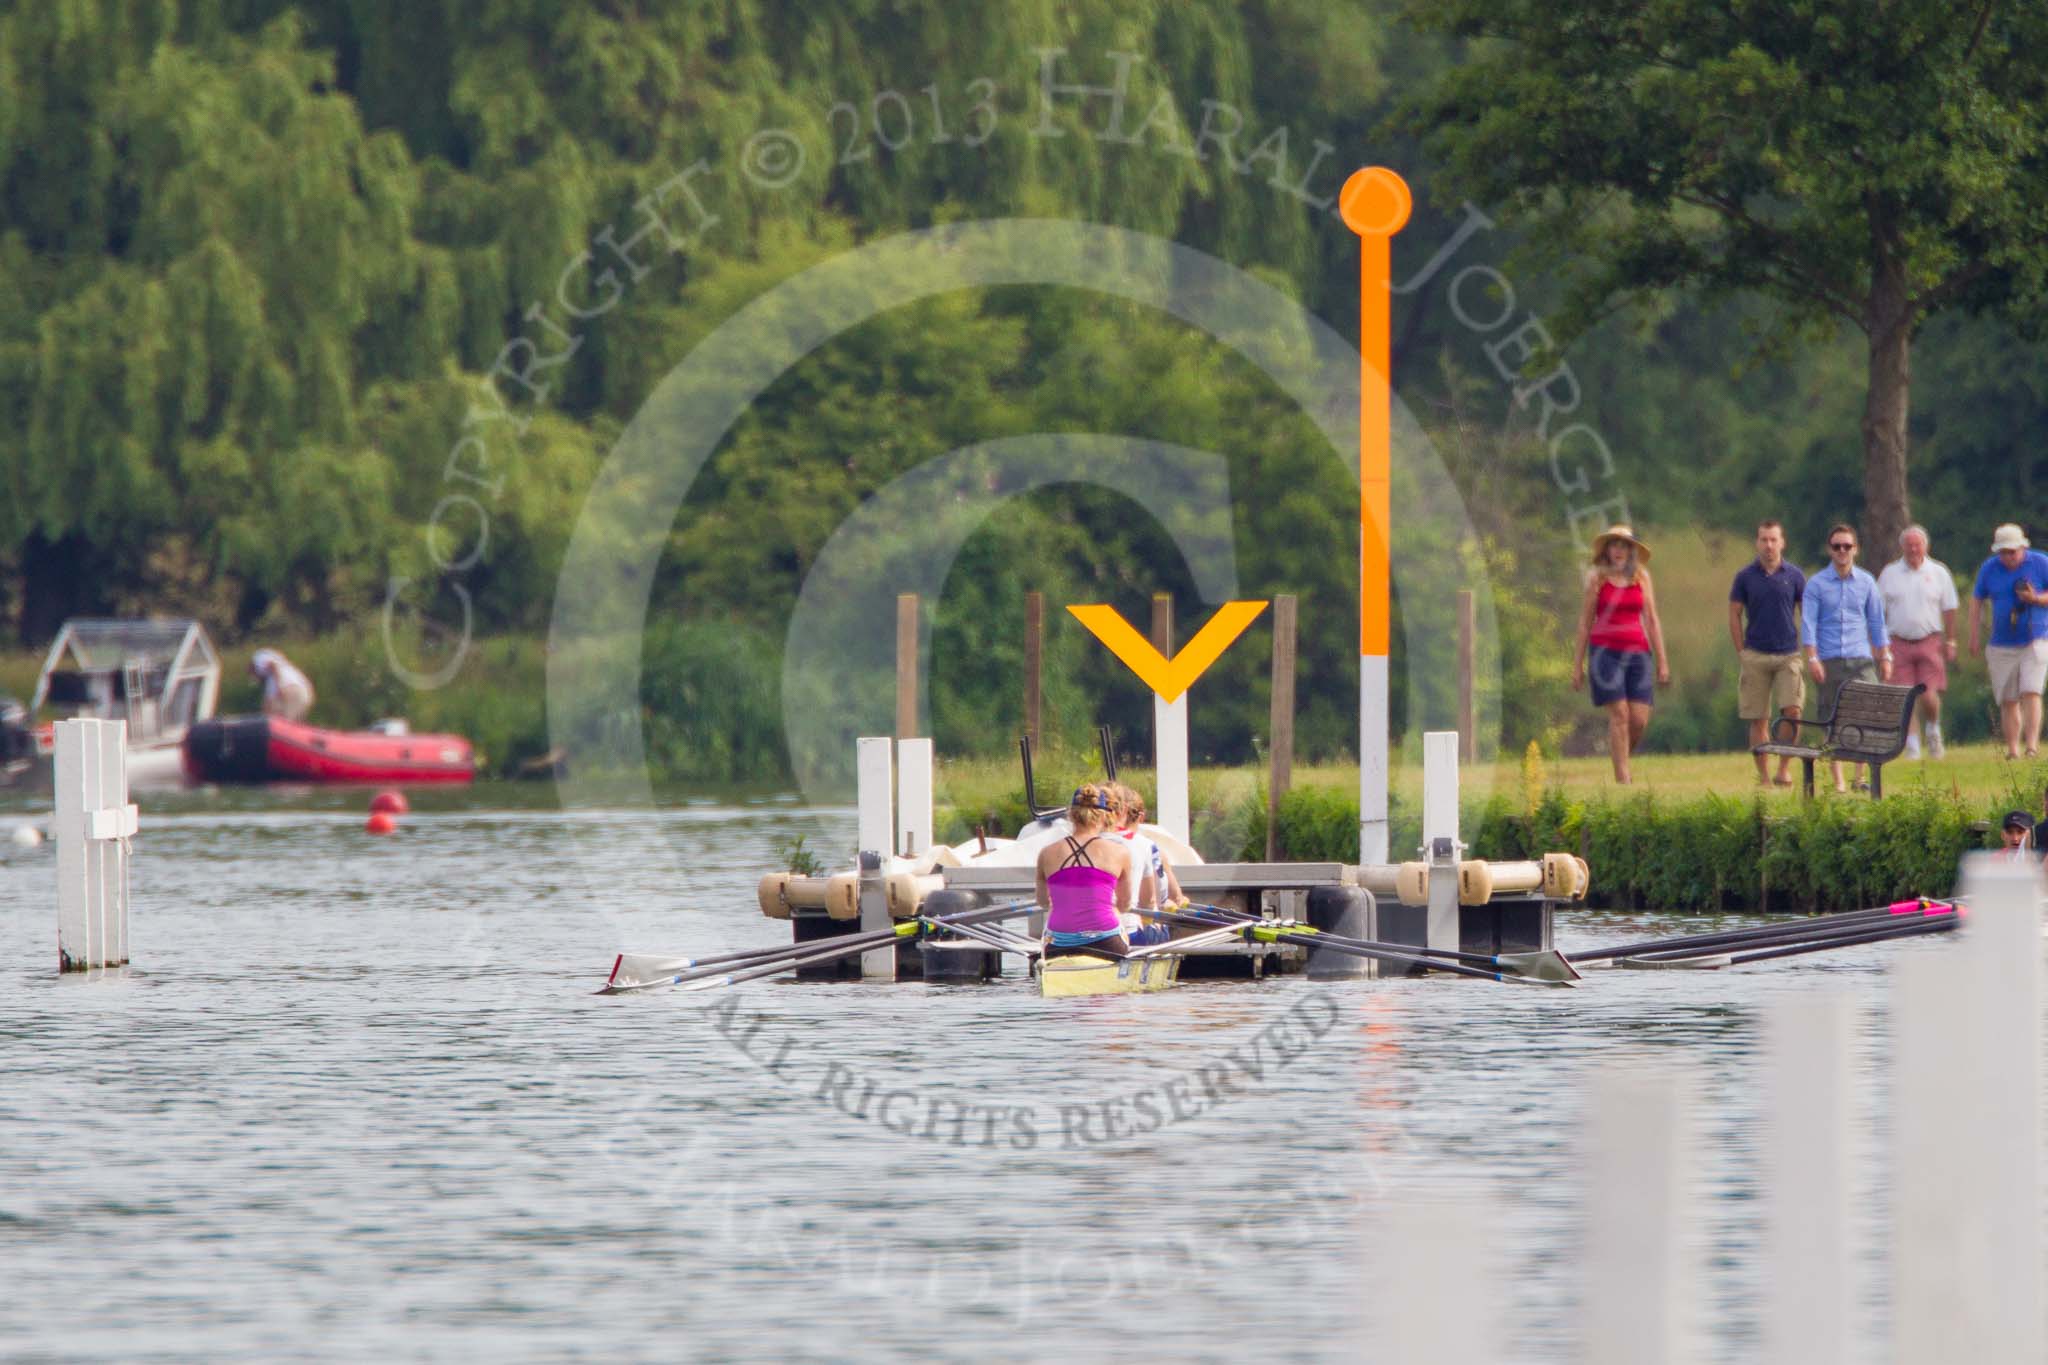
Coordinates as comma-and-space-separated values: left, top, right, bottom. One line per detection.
1890, 635, 1947, 692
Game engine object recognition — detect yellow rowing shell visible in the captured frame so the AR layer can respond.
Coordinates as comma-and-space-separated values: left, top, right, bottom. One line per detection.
1039, 953, 1182, 998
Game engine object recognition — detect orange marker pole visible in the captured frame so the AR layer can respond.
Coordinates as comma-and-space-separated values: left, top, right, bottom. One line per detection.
1339, 167, 1412, 865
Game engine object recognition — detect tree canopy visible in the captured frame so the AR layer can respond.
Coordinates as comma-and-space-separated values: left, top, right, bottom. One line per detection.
1397, 0, 2048, 554
7, 1, 2048, 776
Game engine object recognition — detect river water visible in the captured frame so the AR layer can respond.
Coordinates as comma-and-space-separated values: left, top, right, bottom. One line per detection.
0, 785, 1947, 1361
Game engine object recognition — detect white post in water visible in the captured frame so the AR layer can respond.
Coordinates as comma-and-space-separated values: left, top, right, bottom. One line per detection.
895, 738, 932, 857
855, 736, 893, 858
54, 718, 137, 973
1761, 993, 1855, 1365
1420, 729, 1461, 953
1583, 1065, 1697, 1365
1894, 856, 2041, 1359
1154, 693, 1189, 846
855, 737, 896, 981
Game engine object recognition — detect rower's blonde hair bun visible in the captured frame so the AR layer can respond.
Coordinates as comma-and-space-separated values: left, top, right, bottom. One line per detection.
1068, 782, 1115, 831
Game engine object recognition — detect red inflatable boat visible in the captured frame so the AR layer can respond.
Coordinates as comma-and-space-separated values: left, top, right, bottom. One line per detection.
182, 716, 475, 785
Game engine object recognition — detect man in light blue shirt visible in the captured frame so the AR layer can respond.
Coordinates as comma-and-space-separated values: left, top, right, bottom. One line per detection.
1799, 523, 1893, 792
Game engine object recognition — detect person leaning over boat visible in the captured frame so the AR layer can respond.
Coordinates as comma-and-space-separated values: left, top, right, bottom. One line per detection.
1729, 519, 1808, 786
249, 649, 315, 721
1801, 524, 1892, 793
1035, 783, 1138, 958
1877, 524, 1959, 759
1969, 523, 2048, 760
1571, 525, 1670, 785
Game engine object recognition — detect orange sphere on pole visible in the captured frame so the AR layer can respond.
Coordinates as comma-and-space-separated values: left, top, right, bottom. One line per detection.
1338, 167, 1413, 238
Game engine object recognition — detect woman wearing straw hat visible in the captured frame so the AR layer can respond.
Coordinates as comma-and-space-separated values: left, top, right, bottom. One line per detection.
1571, 525, 1671, 784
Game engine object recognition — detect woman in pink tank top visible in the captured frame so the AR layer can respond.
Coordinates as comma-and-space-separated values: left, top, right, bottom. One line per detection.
1571, 525, 1671, 785
1035, 782, 1135, 957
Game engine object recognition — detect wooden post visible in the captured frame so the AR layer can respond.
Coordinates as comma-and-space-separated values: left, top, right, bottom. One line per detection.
1024, 591, 1043, 752
1457, 588, 1475, 762
1150, 593, 1173, 658
1265, 594, 1297, 862
895, 592, 918, 739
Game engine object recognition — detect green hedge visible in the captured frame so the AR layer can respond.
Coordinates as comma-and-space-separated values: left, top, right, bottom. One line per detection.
942, 781, 2020, 912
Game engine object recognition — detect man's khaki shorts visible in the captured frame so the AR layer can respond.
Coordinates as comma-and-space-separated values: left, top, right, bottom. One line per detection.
1737, 649, 1805, 720
1987, 639, 2048, 704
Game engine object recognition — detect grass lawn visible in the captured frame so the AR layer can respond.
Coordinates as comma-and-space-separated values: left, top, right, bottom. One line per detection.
934, 740, 2048, 823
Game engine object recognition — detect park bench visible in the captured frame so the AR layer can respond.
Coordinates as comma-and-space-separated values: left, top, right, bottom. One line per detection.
1753, 678, 1925, 799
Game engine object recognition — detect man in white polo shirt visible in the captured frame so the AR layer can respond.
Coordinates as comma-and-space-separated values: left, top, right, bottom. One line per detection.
1877, 524, 1959, 758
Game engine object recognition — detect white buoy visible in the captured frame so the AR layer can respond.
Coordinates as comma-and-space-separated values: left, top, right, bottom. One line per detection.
7, 822, 41, 850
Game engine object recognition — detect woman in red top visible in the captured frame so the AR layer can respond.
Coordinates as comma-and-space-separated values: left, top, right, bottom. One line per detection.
1571, 525, 1671, 784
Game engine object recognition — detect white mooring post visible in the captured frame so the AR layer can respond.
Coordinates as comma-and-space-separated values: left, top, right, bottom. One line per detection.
1583, 1065, 1698, 1365
1420, 730, 1461, 954
1893, 855, 2041, 1360
895, 738, 932, 857
1760, 993, 1855, 1365
855, 737, 896, 981
1154, 693, 1189, 847
54, 718, 137, 973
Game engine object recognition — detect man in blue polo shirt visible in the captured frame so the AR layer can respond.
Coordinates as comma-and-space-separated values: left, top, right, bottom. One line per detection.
1729, 519, 1807, 785
1801, 523, 1892, 793
1969, 522, 2048, 759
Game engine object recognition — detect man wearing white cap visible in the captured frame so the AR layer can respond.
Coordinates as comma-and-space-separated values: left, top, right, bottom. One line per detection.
249, 649, 315, 722
1877, 524, 1959, 758
1969, 524, 2048, 759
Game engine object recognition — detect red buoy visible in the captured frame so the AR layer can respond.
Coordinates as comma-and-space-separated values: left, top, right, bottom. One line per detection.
365, 811, 398, 835
369, 789, 409, 815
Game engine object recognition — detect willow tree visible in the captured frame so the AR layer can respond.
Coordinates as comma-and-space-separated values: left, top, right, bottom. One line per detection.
1399, 0, 2048, 552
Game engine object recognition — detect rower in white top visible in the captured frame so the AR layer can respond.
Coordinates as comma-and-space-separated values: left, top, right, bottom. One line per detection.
249, 648, 316, 721
1876, 524, 1960, 758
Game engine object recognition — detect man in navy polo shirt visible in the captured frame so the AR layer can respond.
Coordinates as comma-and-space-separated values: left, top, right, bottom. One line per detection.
1729, 519, 1807, 785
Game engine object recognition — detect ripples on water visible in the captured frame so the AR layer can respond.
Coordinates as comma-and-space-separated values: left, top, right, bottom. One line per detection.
0, 787, 1936, 1360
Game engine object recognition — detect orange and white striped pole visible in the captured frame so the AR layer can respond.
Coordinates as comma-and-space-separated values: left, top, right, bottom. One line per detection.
1339, 167, 1412, 865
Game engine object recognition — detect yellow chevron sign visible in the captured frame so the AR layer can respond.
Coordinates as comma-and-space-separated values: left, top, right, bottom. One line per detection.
1067, 601, 1269, 702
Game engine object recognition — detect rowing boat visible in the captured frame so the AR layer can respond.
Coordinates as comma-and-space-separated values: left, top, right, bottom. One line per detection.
1038, 952, 1182, 997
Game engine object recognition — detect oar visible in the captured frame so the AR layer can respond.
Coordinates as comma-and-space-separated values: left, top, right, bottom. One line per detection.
1136, 907, 1574, 986
1244, 923, 1576, 986
921, 916, 1040, 957
1156, 903, 1581, 984
1574, 899, 1960, 963
1725, 914, 1958, 965
671, 920, 931, 992
1612, 910, 1962, 970
601, 898, 1033, 993
1615, 911, 1956, 963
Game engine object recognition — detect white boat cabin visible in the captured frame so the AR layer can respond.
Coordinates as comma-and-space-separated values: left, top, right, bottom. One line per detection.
31, 619, 221, 752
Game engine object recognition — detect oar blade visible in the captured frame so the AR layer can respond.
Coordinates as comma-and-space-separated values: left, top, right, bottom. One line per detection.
1494, 949, 1582, 983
